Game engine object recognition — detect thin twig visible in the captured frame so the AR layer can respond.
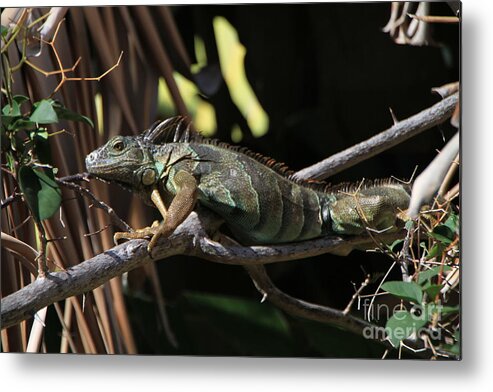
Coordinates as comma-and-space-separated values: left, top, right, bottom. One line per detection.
1, 173, 88, 208
16, 18, 123, 96
399, 221, 415, 282
408, 14, 460, 24
1, 192, 22, 209
55, 174, 132, 232
444, 183, 459, 202
0, 9, 29, 54
438, 153, 460, 197
2, 172, 132, 232
367, 261, 397, 322
343, 274, 371, 315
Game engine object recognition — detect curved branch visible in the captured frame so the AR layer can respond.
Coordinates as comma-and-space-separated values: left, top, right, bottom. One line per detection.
408, 131, 459, 218
244, 264, 377, 337
294, 92, 459, 181
244, 265, 435, 357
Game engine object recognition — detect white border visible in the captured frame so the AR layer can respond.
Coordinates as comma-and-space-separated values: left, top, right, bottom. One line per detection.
2, 0, 493, 390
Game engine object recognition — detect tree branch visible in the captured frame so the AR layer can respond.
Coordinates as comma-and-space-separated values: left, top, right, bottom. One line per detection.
1, 193, 22, 209
1, 229, 186, 330
244, 264, 376, 336
1, 209, 403, 329
244, 264, 437, 357
294, 92, 458, 180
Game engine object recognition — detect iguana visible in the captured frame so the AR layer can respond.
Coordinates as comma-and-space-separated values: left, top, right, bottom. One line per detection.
85, 117, 410, 253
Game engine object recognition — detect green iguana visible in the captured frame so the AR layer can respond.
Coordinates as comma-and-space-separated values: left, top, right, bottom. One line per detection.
85, 117, 410, 252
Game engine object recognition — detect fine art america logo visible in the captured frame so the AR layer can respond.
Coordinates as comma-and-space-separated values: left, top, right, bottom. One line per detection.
360, 298, 444, 345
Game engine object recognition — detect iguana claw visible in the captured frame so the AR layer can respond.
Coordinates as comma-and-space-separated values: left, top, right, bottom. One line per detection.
113, 220, 162, 255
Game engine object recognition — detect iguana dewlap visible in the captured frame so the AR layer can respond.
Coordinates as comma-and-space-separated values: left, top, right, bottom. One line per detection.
85, 117, 410, 251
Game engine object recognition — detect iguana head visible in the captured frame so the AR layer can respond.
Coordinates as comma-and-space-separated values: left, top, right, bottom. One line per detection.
85, 135, 159, 190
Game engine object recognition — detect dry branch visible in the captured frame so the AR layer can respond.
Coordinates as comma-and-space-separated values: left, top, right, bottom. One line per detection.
1, 210, 400, 329
408, 131, 459, 218
245, 265, 374, 336
408, 14, 460, 24
294, 92, 458, 181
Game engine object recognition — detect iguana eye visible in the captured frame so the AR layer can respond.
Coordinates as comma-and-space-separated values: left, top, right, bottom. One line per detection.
112, 140, 125, 152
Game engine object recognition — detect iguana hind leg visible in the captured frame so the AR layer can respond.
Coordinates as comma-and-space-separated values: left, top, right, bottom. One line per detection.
330, 192, 406, 235
114, 170, 198, 253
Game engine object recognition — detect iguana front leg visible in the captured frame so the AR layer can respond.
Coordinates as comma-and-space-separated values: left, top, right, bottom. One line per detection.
114, 170, 198, 253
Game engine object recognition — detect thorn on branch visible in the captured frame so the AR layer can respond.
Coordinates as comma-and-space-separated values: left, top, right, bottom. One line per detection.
343, 274, 371, 315
389, 107, 398, 125
84, 224, 112, 237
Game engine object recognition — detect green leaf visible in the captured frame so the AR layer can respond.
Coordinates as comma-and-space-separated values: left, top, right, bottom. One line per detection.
425, 303, 459, 320
9, 118, 36, 131
385, 310, 428, 347
13, 95, 30, 105
2, 100, 21, 117
429, 224, 455, 245
444, 212, 459, 233
423, 284, 442, 299
30, 100, 59, 124
5, 151, 16, 172
18, 165, 62, 221
2, 97, 30, 130
31, 130, 53, 164
405, 220, 414, 231
381, 281, 423, 304
440, 305, 460, 316
442, 342, 460, 356
1, 25, 9, 39
426, 242, 446, 259
52, 102, 94, 127
417, 266, 452, 285
389, 239, 404, 252
1, 114, 14, 129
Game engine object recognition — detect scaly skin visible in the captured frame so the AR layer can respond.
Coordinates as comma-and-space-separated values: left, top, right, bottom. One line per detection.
85, 117, 410, 251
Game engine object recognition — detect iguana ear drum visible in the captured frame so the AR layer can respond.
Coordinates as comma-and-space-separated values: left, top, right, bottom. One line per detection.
141, 168, 157, 186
